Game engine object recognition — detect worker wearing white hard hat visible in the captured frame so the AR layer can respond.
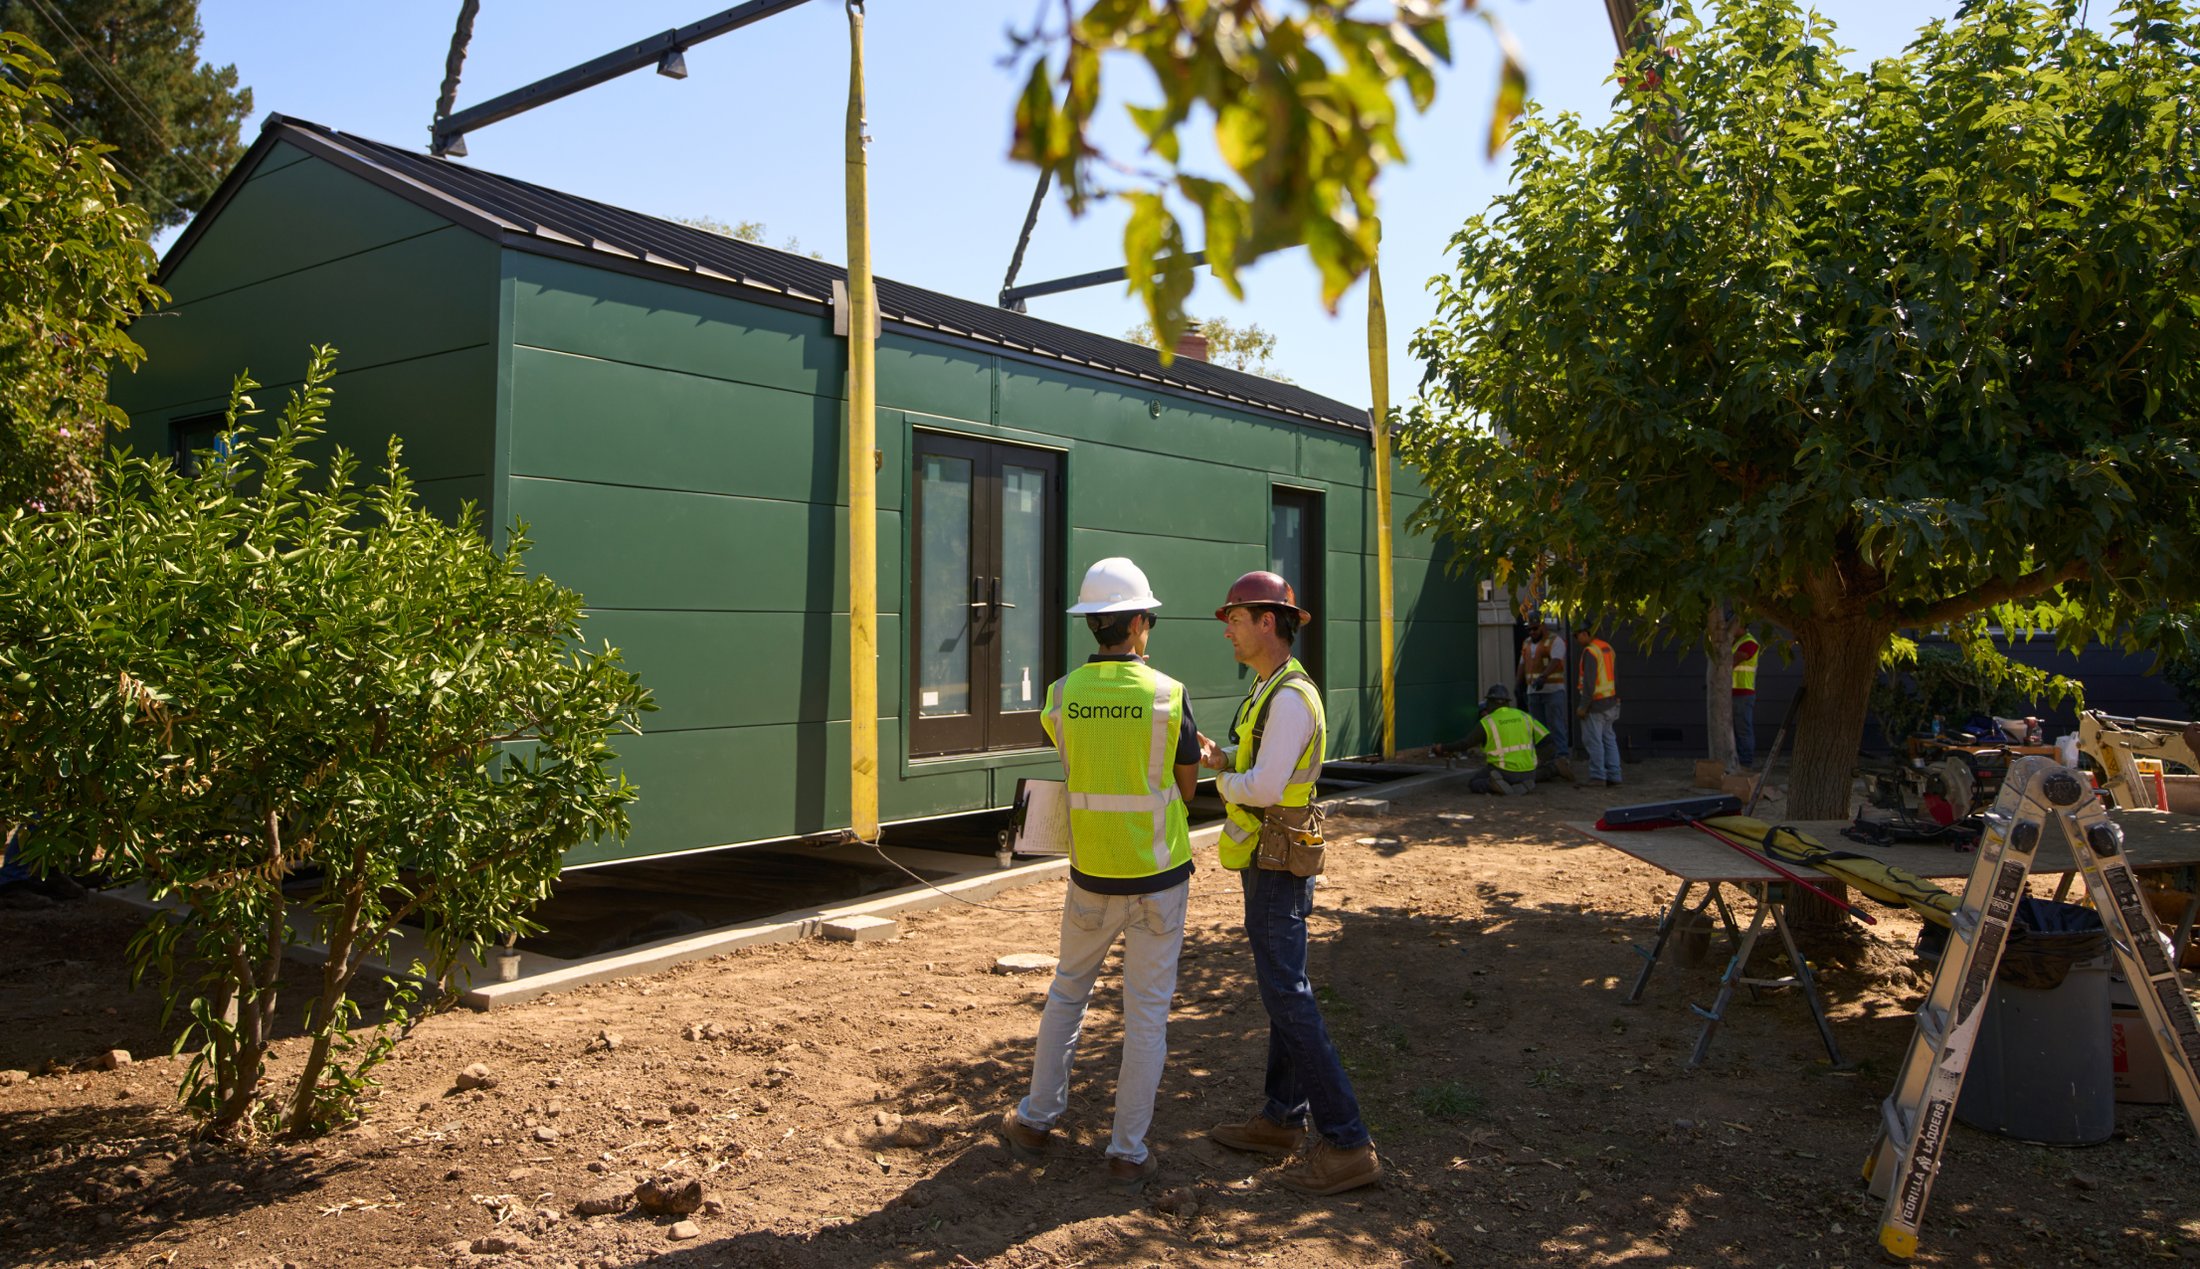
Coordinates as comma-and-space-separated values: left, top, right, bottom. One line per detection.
1001, 556, 1200, 1194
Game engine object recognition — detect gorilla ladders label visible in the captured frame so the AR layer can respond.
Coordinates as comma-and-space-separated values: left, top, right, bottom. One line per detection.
1874, 756, 2200, 1262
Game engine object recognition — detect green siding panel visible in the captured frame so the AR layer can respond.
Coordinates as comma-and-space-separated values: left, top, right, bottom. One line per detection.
125, 227, 496, 403
243, 140, 314, 183
413, 476, 492, 527
877, 336, 992, 424
506, 348, 903, 509
582, 610, 903, 732
508, 253, 844, 399
1070, 443, 1267, 545
998, 369, 1298, 474
570, 721, 983, 866
1297, 429, 1370, 486
510, 477, 903, 615
163, 154, 449, 299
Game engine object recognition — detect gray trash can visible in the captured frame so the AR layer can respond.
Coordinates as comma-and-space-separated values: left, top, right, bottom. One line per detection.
1954, 898, 2114, 1145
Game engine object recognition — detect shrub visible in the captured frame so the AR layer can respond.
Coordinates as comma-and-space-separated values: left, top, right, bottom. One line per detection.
0, 348, 651, 1137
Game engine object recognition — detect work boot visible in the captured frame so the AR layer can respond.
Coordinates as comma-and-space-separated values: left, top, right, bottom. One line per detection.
998, 1107, 1051, 1159
1278, 1140, 1383, 1196
1490, 776, 1516, 796
1552, 757, 1576, 783
1208, 1112, 1305, 1157
1105, 1152, 1160, 1193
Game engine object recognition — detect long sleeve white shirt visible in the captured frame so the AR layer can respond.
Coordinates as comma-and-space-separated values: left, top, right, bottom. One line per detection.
1215, 673, 1317, 809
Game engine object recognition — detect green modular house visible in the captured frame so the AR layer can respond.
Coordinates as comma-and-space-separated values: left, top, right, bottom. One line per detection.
113, 116, 1481, 868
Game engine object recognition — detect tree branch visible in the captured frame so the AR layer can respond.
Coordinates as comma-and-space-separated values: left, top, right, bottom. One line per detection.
1896, 559, 2088, 629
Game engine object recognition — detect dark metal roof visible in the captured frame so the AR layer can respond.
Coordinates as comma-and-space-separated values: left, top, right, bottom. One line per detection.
170, 116, 1370, 434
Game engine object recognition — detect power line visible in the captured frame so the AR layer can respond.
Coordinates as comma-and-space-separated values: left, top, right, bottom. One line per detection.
45, 105, 195, 217
14, 0, 225, 215
20, 0, 176, 148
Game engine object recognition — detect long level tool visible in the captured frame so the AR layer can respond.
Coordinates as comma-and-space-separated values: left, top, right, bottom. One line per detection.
1863, 756, 2200, 1261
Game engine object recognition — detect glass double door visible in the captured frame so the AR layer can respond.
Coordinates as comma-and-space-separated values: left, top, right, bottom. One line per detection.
910, 433, 1061, 757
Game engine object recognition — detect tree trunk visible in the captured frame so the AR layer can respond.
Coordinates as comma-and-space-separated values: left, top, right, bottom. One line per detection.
287, 908, 360, 1135
1705, 606, 1737, 769
1788, 616, 1891, 817
1784, 615, 1895, 945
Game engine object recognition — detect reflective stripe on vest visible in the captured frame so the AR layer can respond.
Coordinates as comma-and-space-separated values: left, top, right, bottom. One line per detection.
1041, 661, 1192, 878
1732, 636, 1759, 692
1481, 709, 1540, 773
1584, 640, 1617, 700
1218, 659, 1326, 871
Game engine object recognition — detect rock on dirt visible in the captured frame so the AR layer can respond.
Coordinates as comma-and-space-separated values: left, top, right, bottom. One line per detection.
99, 1049, 131, 1069
470, 1233, 533, 1255
0, 1070, 27, 1086
587, 1029, 622, 1052
573, 1180, 634, 1217
994, 952, 1057, 974
634, 1175, 704, 1216
683, 1021, 726, 1042
669, 1219, 702, 1241
454, 1063, 497, 1092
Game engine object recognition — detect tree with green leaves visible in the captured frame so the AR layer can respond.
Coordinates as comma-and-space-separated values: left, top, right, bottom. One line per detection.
0, 349, 651, 1139
675, 214, 824, 259
0, 0, 249, 230
1009, 1, 1527, 348
1405, 0, 2200, 819
1125, 315, 1293, 381
0, 31, 164, 513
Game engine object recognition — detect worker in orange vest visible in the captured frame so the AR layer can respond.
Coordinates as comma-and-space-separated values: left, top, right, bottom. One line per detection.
1575, 624, 1622, 786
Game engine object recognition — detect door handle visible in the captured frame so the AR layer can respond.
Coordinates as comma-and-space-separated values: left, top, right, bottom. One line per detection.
969, 575, 989, 610
990, 576, 1016, 611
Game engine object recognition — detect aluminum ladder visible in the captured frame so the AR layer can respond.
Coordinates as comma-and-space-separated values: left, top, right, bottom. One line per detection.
1862, 755, 2200, 1261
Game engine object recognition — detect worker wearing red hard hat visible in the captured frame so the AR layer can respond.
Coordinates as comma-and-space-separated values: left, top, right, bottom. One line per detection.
1000, 557, 1201, 1194
1195, 570, 1380, 1196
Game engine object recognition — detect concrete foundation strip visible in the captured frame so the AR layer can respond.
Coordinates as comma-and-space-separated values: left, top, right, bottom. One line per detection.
100, 764, 1467, 1011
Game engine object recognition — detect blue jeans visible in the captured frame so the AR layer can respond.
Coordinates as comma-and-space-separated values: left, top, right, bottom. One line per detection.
1526, 689, 1569, 756
1019, 880, 1188, 1163
1581, 704, 1622, 784
1239, 867, 1369, 1149
1733, 694, 1756, 768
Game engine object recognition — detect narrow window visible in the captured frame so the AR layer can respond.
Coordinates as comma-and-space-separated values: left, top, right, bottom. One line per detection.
1269, 487, 1325, 684
171, 412, 229, 476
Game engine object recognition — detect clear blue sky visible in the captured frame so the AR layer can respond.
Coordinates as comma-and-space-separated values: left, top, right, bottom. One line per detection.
180, 1, 1971, 408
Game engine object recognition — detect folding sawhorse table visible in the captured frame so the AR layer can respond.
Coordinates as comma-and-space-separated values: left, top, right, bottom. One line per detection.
1566, 815, 2200, 1069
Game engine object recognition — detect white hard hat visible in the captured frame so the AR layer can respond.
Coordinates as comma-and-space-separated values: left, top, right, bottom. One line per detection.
1067, 557, 1162, 614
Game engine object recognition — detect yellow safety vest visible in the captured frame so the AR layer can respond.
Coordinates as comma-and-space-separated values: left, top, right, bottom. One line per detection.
1732, 635, 1759, 693
1481, 707, 1547, 773
1218, 659, 1326, 871
1041, 661, 1192, 879
1583, 639, 1618, 701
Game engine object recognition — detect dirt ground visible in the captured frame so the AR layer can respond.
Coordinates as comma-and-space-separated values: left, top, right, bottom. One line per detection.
2, 757, 2195, 1269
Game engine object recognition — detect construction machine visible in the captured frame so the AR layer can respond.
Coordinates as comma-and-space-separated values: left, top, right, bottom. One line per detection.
2077, 710, 2200, 809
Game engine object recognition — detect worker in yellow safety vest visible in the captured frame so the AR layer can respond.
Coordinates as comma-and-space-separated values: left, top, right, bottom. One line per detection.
1470, 683, 1558, 795
1575, 625, 1623, 786
1193, 570, 1381, 1197
999, 557, 1199, 1194
1732, 628, 1761, 768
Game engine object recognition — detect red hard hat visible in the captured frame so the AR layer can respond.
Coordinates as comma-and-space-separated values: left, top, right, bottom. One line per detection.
1215, 570, 1312, 623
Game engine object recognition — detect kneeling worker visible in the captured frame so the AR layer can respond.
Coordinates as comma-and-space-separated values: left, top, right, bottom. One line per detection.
1000, 557, 1199, 1194
1470, 684, 1558, 795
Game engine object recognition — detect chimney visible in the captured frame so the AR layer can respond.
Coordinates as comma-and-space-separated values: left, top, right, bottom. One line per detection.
1173, 327, 1210, 363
